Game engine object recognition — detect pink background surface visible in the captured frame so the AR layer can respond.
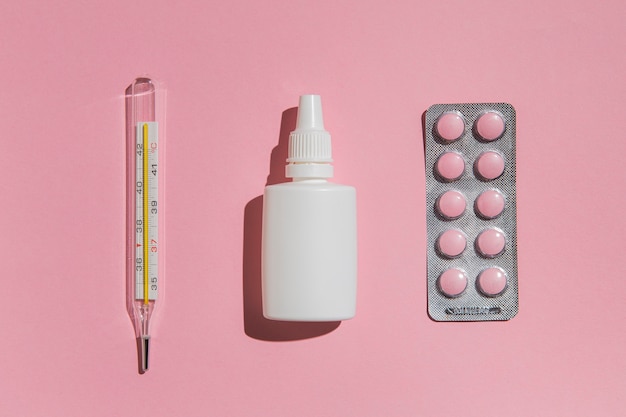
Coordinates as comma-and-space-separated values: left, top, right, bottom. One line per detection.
1, 1, 625, 416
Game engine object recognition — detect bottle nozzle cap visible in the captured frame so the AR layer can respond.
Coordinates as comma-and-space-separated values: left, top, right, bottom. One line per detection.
286, 95, 333, 174
295, 95, 325, 131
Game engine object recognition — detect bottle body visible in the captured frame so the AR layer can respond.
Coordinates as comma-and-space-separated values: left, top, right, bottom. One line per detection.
262, 180, 357, 321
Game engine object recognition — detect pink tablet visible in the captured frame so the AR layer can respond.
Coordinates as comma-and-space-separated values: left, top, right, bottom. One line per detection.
435, 111, 465, 142
436, 190, 466, 219
477, 267, 508, 297
435, 152, 465, 181
475, 151, 505, 180
475, 111, 505, 141
476, 228, 506, 258
475, 189, 505, 219
436, 229, 467, 258
437, 268, 468, 298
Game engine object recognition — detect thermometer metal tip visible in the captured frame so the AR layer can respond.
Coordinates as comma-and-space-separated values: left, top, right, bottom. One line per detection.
138, 336, 150, 373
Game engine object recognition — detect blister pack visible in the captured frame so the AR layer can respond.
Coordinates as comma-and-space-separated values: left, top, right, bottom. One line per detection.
425, 103, 518, 321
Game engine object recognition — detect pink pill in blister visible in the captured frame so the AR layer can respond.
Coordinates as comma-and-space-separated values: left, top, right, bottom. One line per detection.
436, 190, 466, 219
437, 229, 466, 258
437, 268, 468, 298
475, 189, 505, 219
477, 267, 508, 296
476, 228, 506, 258
475, 111, 505, 141
475, 151, 505, 180
435, 152, 465, 181
435, 111, 465, 142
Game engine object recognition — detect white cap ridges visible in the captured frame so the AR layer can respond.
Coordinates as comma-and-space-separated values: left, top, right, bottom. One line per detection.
286, 95, 334, 178
287, 131, 332, 163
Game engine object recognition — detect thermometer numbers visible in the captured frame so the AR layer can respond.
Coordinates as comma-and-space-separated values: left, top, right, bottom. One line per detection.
135, 122, 159, 301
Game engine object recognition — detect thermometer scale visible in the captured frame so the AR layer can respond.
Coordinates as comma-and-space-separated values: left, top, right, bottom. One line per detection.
135, 122, 159, 305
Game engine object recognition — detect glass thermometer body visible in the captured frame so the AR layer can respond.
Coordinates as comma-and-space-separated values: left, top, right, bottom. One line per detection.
125, 78, 164, 373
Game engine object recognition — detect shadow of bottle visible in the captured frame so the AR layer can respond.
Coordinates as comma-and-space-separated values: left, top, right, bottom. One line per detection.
242, 107, 341, 341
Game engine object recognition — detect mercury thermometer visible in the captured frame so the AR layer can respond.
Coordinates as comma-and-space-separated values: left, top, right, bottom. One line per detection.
125, 77, 164, 373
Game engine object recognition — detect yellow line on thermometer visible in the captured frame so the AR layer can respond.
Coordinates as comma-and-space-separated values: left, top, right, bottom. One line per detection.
143, 123, 149, 305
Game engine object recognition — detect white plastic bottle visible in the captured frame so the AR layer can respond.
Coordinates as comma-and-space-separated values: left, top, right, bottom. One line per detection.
262, 95, 357, 321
